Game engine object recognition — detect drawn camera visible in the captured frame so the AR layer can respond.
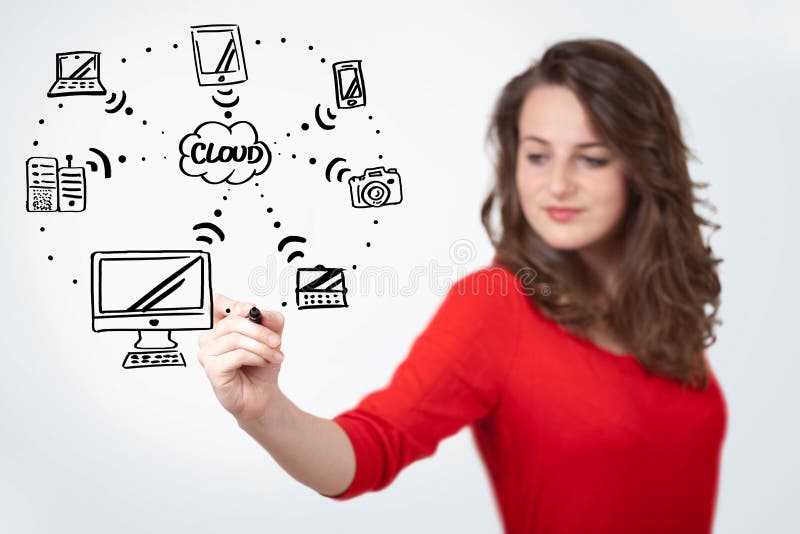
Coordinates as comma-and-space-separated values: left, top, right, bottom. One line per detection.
348, 167, 403, 208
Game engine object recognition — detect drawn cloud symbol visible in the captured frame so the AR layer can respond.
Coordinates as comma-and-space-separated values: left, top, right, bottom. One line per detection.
179, 121, 271, 185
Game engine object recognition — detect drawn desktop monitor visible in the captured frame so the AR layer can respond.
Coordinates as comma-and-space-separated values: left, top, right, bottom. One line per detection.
91, 250, 213, 369
190, 24, 248, 86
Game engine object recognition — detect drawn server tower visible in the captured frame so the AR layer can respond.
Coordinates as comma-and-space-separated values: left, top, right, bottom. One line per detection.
26, 155, 86, 212
57, 159, 86, 212
26, 157, 59, 211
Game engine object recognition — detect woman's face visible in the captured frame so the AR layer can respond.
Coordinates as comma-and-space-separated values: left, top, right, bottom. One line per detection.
515, 84, 628, 251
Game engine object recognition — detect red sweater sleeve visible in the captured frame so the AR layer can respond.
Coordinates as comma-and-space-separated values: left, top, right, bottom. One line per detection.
323, 267, 522, 500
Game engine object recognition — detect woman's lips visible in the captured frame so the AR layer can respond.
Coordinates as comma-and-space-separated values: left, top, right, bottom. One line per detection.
545, 207, 584, 222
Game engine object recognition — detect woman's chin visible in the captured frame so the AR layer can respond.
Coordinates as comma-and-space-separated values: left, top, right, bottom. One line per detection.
538, 229, 594, 251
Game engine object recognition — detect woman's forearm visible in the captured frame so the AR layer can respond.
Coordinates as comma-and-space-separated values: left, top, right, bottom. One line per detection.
237, 390, 356, 497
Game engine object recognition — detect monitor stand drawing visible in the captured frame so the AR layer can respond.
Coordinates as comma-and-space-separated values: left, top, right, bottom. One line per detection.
124, 330, 185, 369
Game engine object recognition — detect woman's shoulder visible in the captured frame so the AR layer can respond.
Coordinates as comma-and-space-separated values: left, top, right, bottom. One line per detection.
429, 261, 534, 336
451, 260, 530, 300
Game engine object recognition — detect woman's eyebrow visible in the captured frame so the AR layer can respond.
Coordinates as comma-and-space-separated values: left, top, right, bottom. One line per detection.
521, 135, 607, 149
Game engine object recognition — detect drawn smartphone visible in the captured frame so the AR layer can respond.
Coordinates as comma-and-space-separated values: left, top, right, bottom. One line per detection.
57, 166, 86, 212
333, 60, 366, 109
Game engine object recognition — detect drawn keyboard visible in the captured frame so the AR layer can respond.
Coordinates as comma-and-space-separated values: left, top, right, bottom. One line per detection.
123, 350, 186, 369
55, 80, 101, 91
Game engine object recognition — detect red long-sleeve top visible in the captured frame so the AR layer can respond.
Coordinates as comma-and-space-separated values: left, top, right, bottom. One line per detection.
325, 264, 727, 533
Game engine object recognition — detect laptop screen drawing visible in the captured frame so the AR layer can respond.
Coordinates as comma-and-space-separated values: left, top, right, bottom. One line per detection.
47, 51, 107, 97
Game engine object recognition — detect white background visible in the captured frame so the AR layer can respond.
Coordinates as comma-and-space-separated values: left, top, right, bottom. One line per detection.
1, 0, 798, 532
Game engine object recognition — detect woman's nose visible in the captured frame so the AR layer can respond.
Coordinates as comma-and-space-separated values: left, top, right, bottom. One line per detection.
547, 161, 577, 197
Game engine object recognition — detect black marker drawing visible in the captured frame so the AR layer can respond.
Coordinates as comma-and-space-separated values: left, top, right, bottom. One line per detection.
179, 120, 271, 185
47, 51, 107, 98
191, 24, 248, 86
104, 91, 127, 113
314, 103, 336, 130
85, 147, 112, 179
193, 222, 225, 245
325, 157, 351, 183
349, 166, 403, 208
296, 265, 348, 310
26, 155, 86, 212
90, 250, 213, 369
333, 60, 366, 109
212, 88, 240, 108
278, 235, 307, 263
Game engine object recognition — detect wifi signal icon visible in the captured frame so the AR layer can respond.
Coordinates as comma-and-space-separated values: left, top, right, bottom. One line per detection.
278, 235, 307, 263
193, 222, 225, 245
105, 91, 128, 114
315, 103, 337, 130
85, 147, 112, 179
325, 157, 351, 183
213, 88, 240, 109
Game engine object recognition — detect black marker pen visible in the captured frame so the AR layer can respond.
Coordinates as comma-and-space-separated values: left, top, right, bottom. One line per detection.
248, 306, 262, 324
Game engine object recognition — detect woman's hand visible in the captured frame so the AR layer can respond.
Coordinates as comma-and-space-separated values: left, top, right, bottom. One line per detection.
197, 293, 285, 424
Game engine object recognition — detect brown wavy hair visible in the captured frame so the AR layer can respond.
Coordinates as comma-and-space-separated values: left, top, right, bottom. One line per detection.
481, 38, 722, 390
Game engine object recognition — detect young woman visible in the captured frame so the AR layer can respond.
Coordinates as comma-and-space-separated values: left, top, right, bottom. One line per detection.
198, 38, 727, 533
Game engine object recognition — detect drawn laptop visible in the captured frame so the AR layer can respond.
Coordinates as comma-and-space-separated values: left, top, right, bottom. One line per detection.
47, 51, 107, 97
295, 265, 348, 309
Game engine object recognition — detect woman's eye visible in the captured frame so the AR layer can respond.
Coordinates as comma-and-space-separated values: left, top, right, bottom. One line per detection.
526, 153, 546, 164
584, 156, 609, 167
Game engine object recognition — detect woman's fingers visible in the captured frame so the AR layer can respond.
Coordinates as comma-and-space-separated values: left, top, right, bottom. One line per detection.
204, 331, 284, 364
213, 293, 239, 321
212, 293, 256, 321
206, 314, 281, 348
259, 310, 285, 337
203, 348, 272, 380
